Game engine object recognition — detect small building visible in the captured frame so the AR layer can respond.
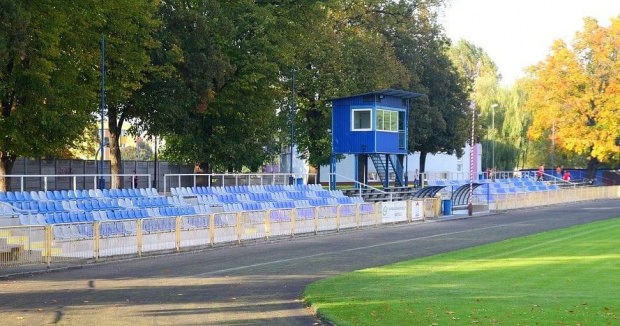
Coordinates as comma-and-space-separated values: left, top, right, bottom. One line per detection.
330, 89, 424, 189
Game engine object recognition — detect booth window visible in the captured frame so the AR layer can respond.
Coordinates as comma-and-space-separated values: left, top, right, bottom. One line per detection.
376, 109, 399, 132
352, 109, 372, 130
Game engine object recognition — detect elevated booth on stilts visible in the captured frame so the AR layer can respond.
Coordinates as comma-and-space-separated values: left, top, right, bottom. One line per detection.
329, 89, 424, 190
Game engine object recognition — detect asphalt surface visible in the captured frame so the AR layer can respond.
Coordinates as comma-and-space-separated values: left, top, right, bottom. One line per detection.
1, 199, 619, 325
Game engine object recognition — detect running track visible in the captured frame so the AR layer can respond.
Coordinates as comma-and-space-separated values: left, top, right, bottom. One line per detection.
1, 199, 618, 325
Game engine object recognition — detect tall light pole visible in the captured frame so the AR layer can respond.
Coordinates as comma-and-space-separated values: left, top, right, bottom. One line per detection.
468, 100, 475, 216
99, 33, 106, 189
551, 118, 555, 173
491, 103, 498, 170
289, 69, 295, 185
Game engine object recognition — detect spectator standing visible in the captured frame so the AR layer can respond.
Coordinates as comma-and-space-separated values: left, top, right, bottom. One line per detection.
563, 171, 571, 182
132, 170, 138, 188
537, 164, 545, 181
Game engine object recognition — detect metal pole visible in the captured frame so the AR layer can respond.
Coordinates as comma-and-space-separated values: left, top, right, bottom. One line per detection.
153, 136, 158, 190
100, 34, 105, 189
290, 69, 295, 184
551, 118, 555, 173
492, 104, 495, 170
468, 101, 476, 216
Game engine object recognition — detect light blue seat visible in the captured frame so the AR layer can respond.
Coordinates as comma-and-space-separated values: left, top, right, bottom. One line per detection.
6, 191, 17, 202
69, 212, 80, 223
46, 201, 56, 212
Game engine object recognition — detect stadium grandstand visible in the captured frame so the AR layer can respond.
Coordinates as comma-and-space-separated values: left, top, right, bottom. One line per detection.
1, 171, 618, 267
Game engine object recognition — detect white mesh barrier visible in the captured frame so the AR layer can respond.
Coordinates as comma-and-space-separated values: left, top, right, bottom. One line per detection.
213, 212, 238, 244
50, 223, 95, 262
0, 226, 47, 266
293, 207, 316, 234
142, 217, 176, 253
358, 203, 377, 227
98, 220, 139, 258
316, 206, 338, 232
240, 211, 267, 241
338, 204, 358, 229
268, 209, 293, 238
180, 215, 211, 247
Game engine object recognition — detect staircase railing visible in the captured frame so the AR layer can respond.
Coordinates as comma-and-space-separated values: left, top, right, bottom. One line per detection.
388, 154, 405, 187
328, 173, 393, 201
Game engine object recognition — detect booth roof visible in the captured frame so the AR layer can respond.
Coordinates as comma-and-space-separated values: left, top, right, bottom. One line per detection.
329, 88, 425, 102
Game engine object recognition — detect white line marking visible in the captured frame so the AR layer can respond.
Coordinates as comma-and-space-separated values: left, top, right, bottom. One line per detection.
192, 221, 530, 277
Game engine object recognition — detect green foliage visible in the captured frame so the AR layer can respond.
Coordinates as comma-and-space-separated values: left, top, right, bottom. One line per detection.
524, 17, 620, 177
305, 218, 620, 325
120, 141, 153, 161
0, 0, 99, 189
98, 0, 160, 183
147, 0, 281, 172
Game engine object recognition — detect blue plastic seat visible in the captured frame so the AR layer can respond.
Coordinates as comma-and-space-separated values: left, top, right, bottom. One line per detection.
51, 212, 62, 223
6, 191, 17, 202
69, 212, 80, 223
44, 201, 55, 212
83, 211, 94, 222
44, 213, 55, 224
37, 201, 48, 213
14, 191, 25, 202
66, 190, 76, 199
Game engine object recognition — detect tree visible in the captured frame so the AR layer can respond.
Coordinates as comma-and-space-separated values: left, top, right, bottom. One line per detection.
524, 17, 620, 178
383, 3, 470, 173
99, 0, 160, 188
0, 1, 99, 191
139, 0, 282, 176
287, 0, 410, 177
120, 141, 153, 161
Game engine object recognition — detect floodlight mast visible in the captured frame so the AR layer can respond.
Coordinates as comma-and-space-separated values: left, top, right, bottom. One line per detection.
100, 33, 106, 189
289, 69, 295, 184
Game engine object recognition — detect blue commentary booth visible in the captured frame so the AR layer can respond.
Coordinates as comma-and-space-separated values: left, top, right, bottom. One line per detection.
330, 89, 424, 189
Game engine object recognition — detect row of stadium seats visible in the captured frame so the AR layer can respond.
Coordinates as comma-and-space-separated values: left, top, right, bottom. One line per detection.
0, 188, 160, 203
172, 184, 324, 196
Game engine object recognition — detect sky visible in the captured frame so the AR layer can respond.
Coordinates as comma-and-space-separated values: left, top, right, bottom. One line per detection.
439, 0, 620, 86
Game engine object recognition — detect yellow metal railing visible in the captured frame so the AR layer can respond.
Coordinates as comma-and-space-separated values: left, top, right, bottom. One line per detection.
2, 187, 617, 268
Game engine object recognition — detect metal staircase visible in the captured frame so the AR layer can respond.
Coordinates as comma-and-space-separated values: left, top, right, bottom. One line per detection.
369, 154, 405, 187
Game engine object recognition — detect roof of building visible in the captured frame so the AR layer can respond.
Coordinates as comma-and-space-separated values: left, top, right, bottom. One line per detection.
330, 88, 425, 102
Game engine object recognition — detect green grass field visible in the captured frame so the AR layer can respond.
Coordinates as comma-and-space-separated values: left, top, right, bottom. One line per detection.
304, 218, 620, 325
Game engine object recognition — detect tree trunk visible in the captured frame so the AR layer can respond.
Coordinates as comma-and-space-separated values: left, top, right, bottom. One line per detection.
314, 164, 320, 186
0, 151, 17, 192
585, 157, 600, 180
419, 151, 427, 173
109, 126, 123, 189
194, 162, 211, 186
